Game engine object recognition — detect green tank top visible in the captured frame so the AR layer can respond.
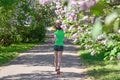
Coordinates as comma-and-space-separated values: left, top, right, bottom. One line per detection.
54, 30, 64, 46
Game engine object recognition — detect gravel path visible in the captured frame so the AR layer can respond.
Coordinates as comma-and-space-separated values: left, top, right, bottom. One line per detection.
0, 29, 89, 80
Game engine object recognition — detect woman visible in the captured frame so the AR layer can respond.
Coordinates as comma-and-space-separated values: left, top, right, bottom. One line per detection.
53, 23, 65, 75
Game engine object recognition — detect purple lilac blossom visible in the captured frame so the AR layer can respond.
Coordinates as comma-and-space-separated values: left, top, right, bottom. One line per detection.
61, 24, 67, 31
81, 15, 89, 23
69, 25, 75, 31
78, 1, 87, 10
101, 39, 107, 45
70, 0, 77, 9
72, 33, 77, 40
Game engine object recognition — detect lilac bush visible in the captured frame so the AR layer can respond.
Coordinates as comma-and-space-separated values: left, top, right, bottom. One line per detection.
39, 0, 120, 61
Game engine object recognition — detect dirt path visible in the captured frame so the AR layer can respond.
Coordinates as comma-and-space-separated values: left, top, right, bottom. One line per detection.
0, 29, 89, 80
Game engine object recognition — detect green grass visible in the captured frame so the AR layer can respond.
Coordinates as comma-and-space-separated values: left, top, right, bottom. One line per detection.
78, 50, 120, 80
0, 43, 39, 65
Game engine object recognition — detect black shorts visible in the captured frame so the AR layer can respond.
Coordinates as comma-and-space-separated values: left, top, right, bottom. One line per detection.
54, 45, 64, 51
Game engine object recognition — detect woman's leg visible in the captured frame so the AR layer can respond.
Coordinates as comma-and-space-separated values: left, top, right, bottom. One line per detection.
54, 51, 58, 71
58, 51, 63, 70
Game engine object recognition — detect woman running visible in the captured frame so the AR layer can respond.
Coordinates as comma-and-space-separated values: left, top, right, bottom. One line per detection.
53, 23, 65, 75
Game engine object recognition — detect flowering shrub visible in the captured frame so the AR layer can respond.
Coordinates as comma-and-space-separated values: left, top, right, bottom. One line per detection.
0, 0, 56, 46
39, 0, 120, 61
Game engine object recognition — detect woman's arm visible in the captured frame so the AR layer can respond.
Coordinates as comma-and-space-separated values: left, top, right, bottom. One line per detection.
64, 37, 67, 42
53, 34, 56, 43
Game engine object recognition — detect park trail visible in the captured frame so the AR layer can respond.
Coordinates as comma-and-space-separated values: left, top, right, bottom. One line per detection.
0, 28, 89, 80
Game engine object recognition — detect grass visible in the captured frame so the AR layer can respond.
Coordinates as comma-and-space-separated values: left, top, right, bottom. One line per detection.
78, 50, 120, 80
0, 43, 39, 65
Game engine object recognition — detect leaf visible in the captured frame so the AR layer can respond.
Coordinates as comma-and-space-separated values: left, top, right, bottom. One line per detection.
117, 52, 120, 56
110, 56, 114, 61
107, 40, 114, 48
91, 17, 102, 40
104, 56, 109, 61
113, 18, 120, 32
105, 11, 118, 25
104, 52, 109, 56
110, 47, 117, 56
105, 0, 111, 3
66, 1, 72, 12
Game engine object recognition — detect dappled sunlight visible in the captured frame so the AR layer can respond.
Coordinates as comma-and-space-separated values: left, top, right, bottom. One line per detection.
24, 40, 79, 54
0, 58, 87, 80
0, 27, 88, 80
0, 40, 87, 79
6, 52, 82, 68
1, 0, 120, 79
87, 67, 120, 80
26, 44, 54, 53
0, 70, 88, 80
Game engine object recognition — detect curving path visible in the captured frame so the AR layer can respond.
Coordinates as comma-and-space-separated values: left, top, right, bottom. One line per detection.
0, 29, 89, 80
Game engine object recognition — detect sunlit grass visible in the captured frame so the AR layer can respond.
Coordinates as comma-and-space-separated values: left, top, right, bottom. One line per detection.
78, 50, 120, 80
0, 43, 39, 65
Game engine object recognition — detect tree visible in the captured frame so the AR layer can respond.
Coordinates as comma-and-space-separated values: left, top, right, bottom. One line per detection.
0, 0, 56, 46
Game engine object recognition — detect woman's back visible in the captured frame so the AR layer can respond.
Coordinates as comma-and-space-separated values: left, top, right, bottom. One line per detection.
54, 30, 64, 46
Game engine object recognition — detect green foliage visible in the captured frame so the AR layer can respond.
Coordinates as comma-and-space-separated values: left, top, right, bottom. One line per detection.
105, 11, 118, 25
91, 17, 102, 40
104, 39, 120, 62
113, 18, 119, 32
76, 0, 120, 62
90, 0, 106, 16
0, 43, 37, 65
79, 50, 120, 80
0, 0, 18, 8
0, 0, 56, 46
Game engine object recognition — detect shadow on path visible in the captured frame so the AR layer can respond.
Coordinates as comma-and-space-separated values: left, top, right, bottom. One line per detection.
7, 53, 81, 68
1, 71, 87, 80
0, 29, 88, 80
